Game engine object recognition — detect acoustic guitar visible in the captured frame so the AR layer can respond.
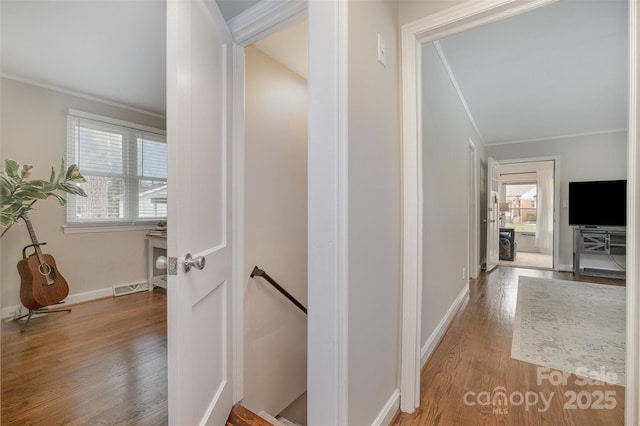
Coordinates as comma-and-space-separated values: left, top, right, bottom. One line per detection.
17, 213, 69, 310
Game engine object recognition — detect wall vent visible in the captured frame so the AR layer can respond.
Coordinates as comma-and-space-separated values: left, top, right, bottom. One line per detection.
113, 282, 150, 297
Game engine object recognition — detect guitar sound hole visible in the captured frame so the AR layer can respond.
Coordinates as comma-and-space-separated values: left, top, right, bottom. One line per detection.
39, 263, 51, 276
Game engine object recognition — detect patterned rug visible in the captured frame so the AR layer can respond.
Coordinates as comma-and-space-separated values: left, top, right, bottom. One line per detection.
511, 276, 625, 386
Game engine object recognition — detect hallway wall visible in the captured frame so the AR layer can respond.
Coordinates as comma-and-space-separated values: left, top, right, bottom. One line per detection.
421, 42, 484, 351
347, 0, 402, 424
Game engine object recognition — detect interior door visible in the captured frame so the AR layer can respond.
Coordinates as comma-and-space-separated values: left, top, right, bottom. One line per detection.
166, 0, 234, 424
485, 157, 500, 271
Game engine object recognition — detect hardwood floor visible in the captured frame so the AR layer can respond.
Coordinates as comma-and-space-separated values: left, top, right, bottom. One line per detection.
226, 405, 273, 426
1, 289, 167, 425
3, 269, 626, 425
392, 267, 625, 426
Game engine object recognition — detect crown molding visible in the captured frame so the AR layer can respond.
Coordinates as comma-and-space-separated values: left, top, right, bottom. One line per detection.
228, 0, 307, 47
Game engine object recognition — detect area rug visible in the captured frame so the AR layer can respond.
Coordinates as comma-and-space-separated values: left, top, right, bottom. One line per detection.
511, 276, 625, 386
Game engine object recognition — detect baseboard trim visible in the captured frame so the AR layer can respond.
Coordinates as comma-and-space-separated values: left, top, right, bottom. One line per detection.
372, 388, 400, 426
558, 264, 574, 272
421, 284, 469, 366
1, 285, 129, 319
67, 287, 115, 305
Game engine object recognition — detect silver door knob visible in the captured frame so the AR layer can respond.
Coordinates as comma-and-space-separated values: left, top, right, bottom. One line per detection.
156, 256, 168, 270
183, 253, 206, 272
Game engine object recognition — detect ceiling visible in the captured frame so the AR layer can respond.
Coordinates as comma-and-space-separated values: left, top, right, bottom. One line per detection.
437, 0, 628, 145
216, 0, 260, 21
0, 0, 295, 116
0, 0, 628, 143
1, 0, 167, 116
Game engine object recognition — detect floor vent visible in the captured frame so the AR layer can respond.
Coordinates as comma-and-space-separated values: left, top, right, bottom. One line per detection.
113, 282, 150, 297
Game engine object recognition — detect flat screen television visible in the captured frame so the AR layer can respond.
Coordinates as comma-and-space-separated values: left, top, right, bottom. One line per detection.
568, 179, 627, 227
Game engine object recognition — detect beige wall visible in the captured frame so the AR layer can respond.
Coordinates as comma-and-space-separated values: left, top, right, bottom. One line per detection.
347, 0, 402, 424
486, 131, 628, 269
0, 78, 165, 314
242, 47, 308, 417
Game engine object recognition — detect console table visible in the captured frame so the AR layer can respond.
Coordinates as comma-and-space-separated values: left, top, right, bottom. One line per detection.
147, 234, 167, 289
573, 227, 626, 279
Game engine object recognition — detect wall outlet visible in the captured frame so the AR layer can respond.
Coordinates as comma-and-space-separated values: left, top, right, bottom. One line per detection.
462, 267, 466, 279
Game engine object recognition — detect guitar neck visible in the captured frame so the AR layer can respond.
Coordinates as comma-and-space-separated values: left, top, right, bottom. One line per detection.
22, 214, 46, 265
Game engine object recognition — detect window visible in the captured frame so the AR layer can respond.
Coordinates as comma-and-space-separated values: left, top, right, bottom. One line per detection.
503, 183, 537, 233
66, 110, 167, 226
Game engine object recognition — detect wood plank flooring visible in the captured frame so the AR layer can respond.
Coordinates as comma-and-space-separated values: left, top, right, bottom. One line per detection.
226, 405, 273, 426
392, 267, 625, 426
1, 289, 168, 425
2, 268, 626, 425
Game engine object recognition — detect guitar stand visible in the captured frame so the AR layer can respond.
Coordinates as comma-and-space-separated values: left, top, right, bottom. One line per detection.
13, 306, 72, 332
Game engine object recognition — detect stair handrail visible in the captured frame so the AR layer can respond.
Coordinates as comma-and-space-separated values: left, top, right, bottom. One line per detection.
250, 266, 307, 315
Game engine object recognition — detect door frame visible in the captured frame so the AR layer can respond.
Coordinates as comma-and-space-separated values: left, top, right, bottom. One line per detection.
229, 1, 349, 423
498, 156, 560, 270
486, 157, 501, 272
400, 1, 639, 423
227, 0, 307, 404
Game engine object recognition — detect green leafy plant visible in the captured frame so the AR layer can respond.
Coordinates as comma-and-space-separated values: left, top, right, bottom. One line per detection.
0, 159, 88, 232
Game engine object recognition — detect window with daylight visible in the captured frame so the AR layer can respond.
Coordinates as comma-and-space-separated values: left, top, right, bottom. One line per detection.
503, 182, 537, 233
66, 110, 167, 226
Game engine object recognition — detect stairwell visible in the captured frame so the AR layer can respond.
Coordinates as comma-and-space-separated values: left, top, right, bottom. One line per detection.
227, 405, 273, 426
227, 405, 301, 426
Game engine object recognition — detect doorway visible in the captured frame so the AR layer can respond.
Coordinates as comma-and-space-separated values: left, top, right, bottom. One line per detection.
238, 18, 309, 425
497, 159, 556, 270
400, 0, 637, 418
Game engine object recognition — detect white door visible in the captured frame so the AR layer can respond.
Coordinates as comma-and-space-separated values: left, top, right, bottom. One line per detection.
485, 157, 500, 271
166, 0, 234, 424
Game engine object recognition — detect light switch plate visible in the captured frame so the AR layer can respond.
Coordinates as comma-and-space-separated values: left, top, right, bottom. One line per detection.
378, 33, 386, 67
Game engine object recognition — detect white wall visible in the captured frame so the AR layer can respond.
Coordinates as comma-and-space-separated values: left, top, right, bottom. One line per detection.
242, 47, 308, 417
0, 78, 165, 313
486, 130, 627, 269
421, 42, 484, 346
347, 0, 402, 424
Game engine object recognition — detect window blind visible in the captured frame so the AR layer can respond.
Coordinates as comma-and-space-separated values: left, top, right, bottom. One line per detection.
66, 111, 167, 225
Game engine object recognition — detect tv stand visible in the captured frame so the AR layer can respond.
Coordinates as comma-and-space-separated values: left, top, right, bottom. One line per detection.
573, 227, 626, 279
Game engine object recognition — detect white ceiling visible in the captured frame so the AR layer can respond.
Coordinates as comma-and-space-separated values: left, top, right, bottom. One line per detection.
1, 0, 628, 143
1, 0, 167, 116
437, 0, 628, 145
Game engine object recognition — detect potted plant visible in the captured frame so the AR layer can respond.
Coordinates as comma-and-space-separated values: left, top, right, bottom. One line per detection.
0, 159, 87, 236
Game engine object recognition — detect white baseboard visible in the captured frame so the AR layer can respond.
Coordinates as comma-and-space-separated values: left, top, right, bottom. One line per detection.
371, 388, 400, 426
558, 264, 574, 272
470, 263, 481, 279
1, 284, 134, 319
65, 287, 114, 305
1, 305, 23, 319
421, 284, 469, 366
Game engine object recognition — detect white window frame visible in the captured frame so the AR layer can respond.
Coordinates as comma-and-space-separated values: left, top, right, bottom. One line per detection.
502, 181, 538, 234
64, 109, 166, 233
